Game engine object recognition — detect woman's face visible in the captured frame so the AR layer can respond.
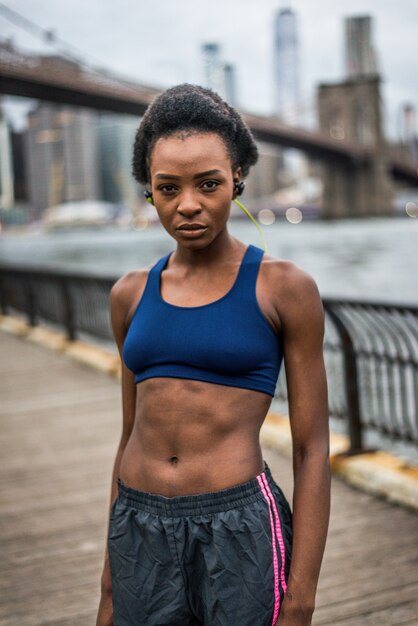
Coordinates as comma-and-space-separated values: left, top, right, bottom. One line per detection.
148, 131, 241, 246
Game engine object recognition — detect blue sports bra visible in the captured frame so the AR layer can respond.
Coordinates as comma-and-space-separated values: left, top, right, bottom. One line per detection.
122, 243, 283, 397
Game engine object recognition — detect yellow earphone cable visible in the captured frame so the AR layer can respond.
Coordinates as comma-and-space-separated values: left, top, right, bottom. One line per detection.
233, 198, 269, 254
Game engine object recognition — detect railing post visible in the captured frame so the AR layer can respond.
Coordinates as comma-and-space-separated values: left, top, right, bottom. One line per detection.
0, 274, 8, 315
325, 304, 365, 453
61, 278, 76, 341
26, 275, 37, 327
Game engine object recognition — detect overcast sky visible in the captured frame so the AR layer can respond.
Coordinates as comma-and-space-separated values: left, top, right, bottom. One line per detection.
1, 0, 417, 139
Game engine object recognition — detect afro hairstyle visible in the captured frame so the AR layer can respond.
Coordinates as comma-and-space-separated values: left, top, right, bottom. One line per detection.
131, 83, 259, 185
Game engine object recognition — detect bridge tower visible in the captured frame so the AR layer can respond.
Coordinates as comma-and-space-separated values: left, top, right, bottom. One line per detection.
317, 74, 393, 218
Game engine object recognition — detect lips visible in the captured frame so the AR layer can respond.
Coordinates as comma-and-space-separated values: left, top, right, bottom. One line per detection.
177, 224, 207, 231
176, 224, 208, 238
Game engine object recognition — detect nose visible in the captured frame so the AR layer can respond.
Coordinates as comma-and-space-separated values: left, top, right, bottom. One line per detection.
177, 189, 202, 215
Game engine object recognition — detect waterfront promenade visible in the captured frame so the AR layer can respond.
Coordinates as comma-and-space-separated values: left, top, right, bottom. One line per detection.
1, 328, 418, 625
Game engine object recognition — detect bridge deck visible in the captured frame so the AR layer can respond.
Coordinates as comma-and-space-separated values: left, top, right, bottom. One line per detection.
0, 330, 417, 626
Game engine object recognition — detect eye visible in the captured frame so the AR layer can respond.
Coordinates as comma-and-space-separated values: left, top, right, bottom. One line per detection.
201, 180, 220, 190
158, 184, 177, 194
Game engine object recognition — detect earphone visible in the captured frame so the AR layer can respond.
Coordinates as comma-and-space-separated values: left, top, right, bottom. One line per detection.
143, 182, 269, 253
232, 182, 269, 254
144, 189, 154, 203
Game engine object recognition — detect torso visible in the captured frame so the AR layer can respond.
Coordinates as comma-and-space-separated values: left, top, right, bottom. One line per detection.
118, 243, 286, 496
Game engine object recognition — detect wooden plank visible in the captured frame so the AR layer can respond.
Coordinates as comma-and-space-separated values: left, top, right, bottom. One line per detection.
321, 600, 418, 626
312, 581, 418, 624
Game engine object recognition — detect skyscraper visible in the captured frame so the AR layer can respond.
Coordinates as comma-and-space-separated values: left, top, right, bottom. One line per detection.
202, 43, 224, 96
401, 103, 418, 162
345, 15, 378, 78
223, 63, 237, 106
273, 7, 300, 124
272, 7, 307, 184
0, 105, 14, 211
201, 43, 237, 104
24, 102, 99, 215
97, 113, 141, 205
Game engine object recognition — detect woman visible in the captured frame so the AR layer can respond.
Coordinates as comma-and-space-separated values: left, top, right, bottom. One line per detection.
96, 83, 331, 626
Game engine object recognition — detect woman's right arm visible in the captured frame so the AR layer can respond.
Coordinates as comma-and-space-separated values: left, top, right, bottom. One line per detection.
96, 274, 138, 626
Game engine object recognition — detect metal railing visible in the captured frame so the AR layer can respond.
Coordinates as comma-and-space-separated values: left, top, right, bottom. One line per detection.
0, 264, 114, 341
324, 299, 417, 452
1, 263, 417, 453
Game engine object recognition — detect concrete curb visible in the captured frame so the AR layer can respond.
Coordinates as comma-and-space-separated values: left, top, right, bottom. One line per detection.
261, 412, 418, 512
0, 315, 122, 379
1, 314, 417, 512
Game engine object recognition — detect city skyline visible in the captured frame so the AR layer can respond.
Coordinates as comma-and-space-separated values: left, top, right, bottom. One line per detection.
0, 0, 417, 139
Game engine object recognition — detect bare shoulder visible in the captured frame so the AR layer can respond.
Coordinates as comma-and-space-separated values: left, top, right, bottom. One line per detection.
261, 252, 324, 335
110, 265, 152, 312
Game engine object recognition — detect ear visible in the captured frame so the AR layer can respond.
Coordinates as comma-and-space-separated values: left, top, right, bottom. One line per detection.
233, 166, 242, 186
232, 166, 242, 198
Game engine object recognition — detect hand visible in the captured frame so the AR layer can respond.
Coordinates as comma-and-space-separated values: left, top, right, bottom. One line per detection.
96, 588, 114, 626
274, 591, 314, 626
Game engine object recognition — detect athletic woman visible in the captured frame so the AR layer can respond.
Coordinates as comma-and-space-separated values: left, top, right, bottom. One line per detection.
96, 83, 331, 626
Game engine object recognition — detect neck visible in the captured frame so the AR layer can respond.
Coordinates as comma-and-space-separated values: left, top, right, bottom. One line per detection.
172, 229, 242, 268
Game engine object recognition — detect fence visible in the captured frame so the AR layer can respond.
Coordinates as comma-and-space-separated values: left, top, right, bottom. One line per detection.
1, 263, 417, 453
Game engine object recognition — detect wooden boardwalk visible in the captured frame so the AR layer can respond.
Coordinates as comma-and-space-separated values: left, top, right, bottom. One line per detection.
0, 329, 417, 626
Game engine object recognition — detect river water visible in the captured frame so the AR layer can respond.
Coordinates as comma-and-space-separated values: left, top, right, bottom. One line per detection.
1, 215, 417, 304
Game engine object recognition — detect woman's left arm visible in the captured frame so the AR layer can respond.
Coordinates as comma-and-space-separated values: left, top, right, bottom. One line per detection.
274, 264, 331, 626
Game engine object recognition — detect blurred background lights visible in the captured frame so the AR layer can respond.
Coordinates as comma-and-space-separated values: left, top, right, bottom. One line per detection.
285, 207, 303, 224
131, 215, 149, 230
405, 202, 418, 218
257, 208, 276, 225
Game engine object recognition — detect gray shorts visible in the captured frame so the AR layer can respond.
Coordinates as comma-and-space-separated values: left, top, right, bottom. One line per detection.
107, 460, 293, 626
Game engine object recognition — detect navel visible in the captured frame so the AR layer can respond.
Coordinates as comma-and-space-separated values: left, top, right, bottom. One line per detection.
169, 455, 179, 465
